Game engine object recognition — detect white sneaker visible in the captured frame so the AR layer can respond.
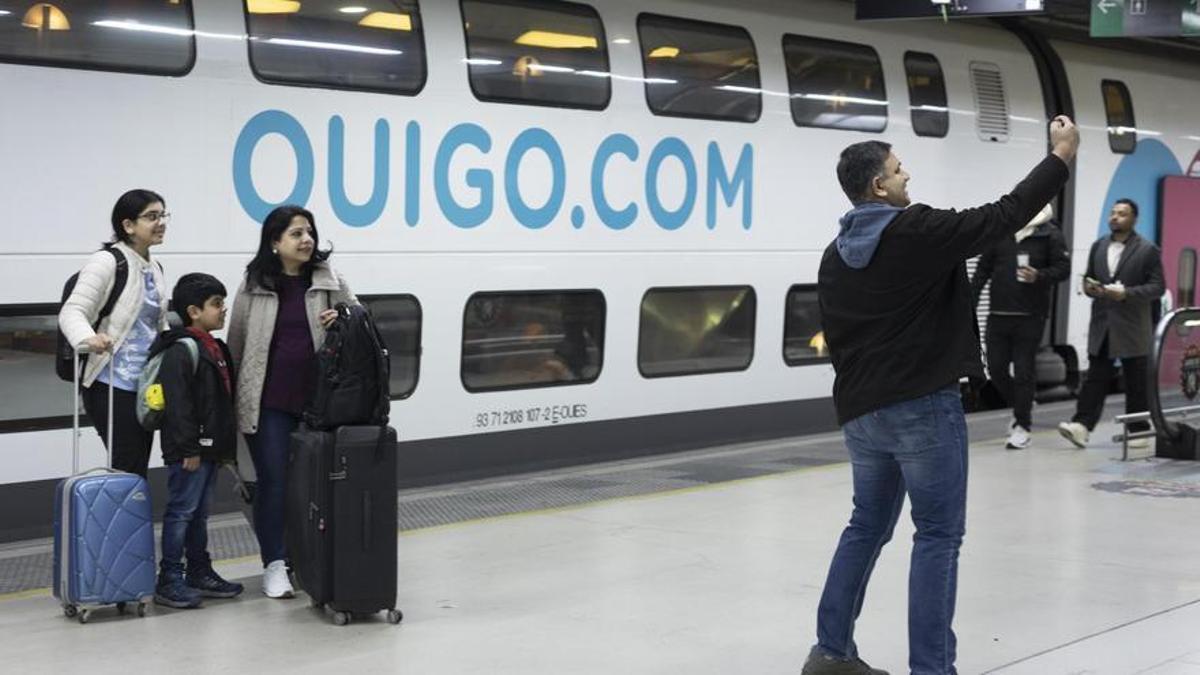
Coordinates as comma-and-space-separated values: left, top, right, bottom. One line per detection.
1006, 423, 1031, 450
1058, 421, 1089, 449
262, 560, 294, 599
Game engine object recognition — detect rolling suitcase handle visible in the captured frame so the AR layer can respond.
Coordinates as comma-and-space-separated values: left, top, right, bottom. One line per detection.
72, 344, 115, 474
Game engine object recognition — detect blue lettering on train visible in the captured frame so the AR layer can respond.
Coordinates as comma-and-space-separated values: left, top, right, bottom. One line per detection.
231, 110, 753, 231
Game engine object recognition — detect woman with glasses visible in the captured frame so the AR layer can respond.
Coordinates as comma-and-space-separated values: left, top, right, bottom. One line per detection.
59, 189, 171, 477
226, 204, 355, 599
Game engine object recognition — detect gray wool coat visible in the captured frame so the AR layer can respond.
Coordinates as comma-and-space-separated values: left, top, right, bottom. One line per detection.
225, 262, 356, 434
1083, 232, 1164, 358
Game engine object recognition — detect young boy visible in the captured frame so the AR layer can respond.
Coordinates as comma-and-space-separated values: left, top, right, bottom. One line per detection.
152, 273, 244, 608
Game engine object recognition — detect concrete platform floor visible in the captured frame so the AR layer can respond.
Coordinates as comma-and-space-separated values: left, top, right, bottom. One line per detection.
3, 400, 1199, 674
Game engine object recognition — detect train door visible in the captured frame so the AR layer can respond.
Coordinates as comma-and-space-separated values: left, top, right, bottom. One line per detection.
1159, 176, 1200, 309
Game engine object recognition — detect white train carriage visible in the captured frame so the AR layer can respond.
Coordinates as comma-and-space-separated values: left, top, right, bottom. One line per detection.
0, 0, 1197, 539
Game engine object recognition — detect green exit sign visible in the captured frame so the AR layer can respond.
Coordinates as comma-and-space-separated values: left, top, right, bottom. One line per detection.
1091, 0, 1200, 37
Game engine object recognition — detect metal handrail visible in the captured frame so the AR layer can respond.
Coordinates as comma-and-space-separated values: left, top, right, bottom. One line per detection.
1147, 308, 1200, 443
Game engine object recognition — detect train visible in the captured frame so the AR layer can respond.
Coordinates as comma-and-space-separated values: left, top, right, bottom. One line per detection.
1, 0, 1198, 540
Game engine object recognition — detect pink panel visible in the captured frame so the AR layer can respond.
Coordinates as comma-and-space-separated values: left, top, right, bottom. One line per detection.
1160, 176, 1200, 305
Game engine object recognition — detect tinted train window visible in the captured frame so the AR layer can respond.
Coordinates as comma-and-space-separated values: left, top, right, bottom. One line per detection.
244, 0, 426, 94
904, 51, 948, 138
783, 35, 886, 133
462, 0, 609, 109
639, 286, 756, 377
784, 286, 828, 366
637, 14, 761, 123
1102, 79, 1136, 154
0, 1, 194, 74
462, 291, 605, 392
360, 295, 422, 399
0, 308, 69, 429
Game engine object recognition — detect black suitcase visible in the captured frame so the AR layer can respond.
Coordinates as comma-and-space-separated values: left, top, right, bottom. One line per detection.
287, 424, 402, 626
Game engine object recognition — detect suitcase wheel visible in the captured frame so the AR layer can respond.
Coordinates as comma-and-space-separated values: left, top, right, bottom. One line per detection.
63, 604, 77, 619
386, 609, 403, 625
332, 610, 351, 626
309, 597, 323, 609
116, 602, 127, 615
137, 602, 148, 618
77, 608, 90, 624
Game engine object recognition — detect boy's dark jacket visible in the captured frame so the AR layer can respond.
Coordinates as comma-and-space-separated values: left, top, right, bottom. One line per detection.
148, 328, 237, 464
818, 155, 1069, 426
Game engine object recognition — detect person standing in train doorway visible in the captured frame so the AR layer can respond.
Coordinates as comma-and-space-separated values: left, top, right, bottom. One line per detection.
1057, 199, 1164, 450
970, 203, 1071, 449
802, 116, 1078, 675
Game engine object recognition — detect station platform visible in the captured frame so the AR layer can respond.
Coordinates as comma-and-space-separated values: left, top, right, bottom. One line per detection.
3, 399, 1200, 674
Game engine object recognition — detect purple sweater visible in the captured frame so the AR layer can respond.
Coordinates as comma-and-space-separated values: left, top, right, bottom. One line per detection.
261, 275, 315, 415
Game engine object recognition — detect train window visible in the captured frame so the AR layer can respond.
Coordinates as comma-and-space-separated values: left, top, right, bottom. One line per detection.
783, 286, 828, 366
0, 1, 194, 75
244, 0, 426, 95
637, 14, 761, 123
461, 0, 609, 109
969, 61, 1009, 142
359, 295, 422, 399
1102, 79, 1136, 154
904, 52, 948, 138
462, 290, 605, 392
0, 307, 69, 430
782, 35, 886, 133
639, 286, 756, 378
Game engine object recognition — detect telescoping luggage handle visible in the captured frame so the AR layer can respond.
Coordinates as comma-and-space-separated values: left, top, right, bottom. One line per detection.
71, 345, 115, 475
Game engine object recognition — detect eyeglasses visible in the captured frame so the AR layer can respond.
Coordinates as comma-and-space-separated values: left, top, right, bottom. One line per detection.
137, 211, 172, 224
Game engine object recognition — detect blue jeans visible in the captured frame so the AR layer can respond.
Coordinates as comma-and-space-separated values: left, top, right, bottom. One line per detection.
816, 386, 968, 675
160, 460, 217, 574
247, 409, 300, 566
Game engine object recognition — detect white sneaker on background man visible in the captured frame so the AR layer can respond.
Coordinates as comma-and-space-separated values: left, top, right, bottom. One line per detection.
1058, 421, 1089, 448
1006, 421, 1031, 450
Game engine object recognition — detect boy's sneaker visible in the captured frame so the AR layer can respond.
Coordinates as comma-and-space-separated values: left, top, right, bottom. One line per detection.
263, 559, 294, 599
155, 575, 202, 609
1006, 421, 1032, 450
187, 567, 245, 599
1058, 421, 1089, 448
801, 646, 889, 675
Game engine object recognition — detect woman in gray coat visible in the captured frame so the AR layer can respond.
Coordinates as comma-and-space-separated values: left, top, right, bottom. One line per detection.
226, 205, 356, 599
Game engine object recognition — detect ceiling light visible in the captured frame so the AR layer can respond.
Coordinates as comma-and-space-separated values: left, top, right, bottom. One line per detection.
246, 0, 300, 14
339, 6, 368, 13
22, 3, 70, 30
514, 30, 598, 49
612, 38, 631, 45
648, 46, 679, 59
358, 11, 411, 30
0, 10, 12, 17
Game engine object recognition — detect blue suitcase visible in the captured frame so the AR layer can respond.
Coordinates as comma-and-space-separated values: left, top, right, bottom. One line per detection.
52, 348, 155, 623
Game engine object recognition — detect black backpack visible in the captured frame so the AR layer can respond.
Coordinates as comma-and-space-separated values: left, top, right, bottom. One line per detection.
55, 247, 128, 382
304, 303, 391, 430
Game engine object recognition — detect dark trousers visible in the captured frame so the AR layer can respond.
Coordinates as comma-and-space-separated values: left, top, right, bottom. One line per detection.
247, 408, 300, 566
81, 382, 154, 478
160, 460, 217, 576
1073, 337, 1150, 432
985, 315, 1043, 431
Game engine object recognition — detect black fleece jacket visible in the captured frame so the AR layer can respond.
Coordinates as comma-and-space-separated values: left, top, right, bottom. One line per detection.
818, 155, 1070, 425
149, 328, 238, 464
